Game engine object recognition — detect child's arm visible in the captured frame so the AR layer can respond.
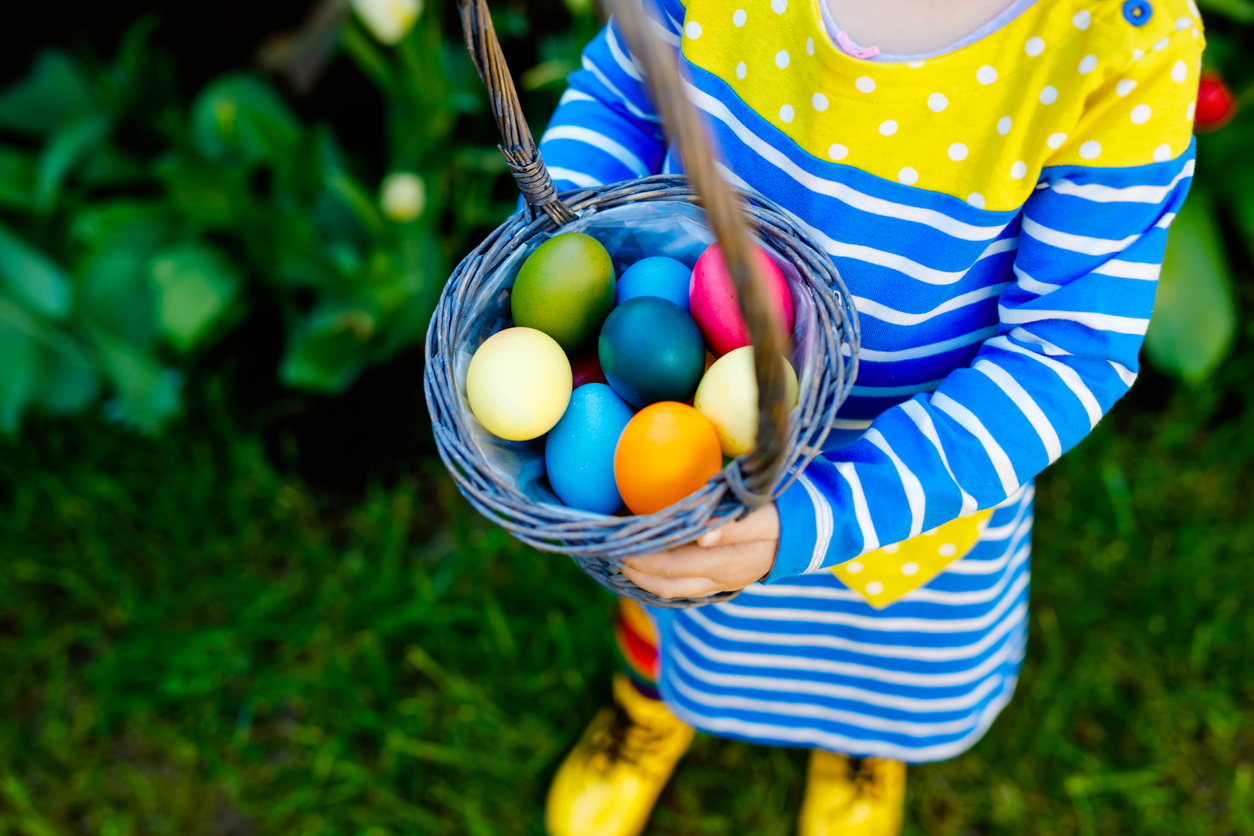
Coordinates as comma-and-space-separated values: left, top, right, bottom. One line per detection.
763, 37, 1201, 581
626, 29, 1202, 597
533, 2, 685, 192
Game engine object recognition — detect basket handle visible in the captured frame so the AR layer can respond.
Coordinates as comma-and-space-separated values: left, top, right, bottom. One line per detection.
457, 0, 790, 507
456, 0, 577, 225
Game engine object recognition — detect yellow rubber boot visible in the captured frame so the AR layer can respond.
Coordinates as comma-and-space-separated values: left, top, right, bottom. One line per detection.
799, 750, 906, 836
545, 673, 694, 836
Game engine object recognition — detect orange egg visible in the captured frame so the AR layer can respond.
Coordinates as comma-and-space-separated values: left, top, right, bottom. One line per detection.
614, 402, 722, 515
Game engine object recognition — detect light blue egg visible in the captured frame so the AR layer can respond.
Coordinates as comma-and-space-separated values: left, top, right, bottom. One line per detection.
615, 257, 692, 312
545, 383, 636, 514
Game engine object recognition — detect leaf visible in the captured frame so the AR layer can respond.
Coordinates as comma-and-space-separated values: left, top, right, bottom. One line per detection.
280, 302, 378, 393
149, 243, 242, 352
1144, 192, 1237, 382
0, 147, 35, 208
0, 306, 40, 432
35, 114, 112, 210
86, 323, 182, 431
0, 222, 72, 320
190, 74, 302, 167
1196, 0, 1254, 22
70, 201, 175, 251
0, 294, 98, 431
0, 51, 99, 135
157, 156, 255, 228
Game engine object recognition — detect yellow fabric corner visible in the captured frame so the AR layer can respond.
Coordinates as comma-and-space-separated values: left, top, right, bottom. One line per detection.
678, 0, 1204, 211
831, 509, 994, 608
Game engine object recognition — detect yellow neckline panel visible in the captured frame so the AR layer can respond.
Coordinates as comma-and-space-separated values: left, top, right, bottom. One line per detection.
677, 0, 1203, 211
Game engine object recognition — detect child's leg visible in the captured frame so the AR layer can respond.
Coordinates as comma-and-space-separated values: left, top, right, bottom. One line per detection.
614, 598, 661, 699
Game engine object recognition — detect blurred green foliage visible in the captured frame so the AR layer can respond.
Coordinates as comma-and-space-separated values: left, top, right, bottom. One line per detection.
0, 6, 528, 432
0, 1, 1253, 832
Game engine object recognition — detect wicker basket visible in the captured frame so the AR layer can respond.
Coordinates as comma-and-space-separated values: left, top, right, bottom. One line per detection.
423, 0, 860, 608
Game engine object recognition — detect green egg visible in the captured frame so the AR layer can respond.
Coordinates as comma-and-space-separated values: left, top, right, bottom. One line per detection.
511, 232, 615, 353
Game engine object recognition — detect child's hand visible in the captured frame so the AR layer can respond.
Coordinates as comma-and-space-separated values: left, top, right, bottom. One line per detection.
620, 504, 780, 599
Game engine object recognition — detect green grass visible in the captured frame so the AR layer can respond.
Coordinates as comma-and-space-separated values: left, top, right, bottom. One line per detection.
1, 353, 1253, 835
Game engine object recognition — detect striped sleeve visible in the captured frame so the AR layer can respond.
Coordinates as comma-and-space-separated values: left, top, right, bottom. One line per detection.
770, 141, 1195, 580
536, 0, 686, 191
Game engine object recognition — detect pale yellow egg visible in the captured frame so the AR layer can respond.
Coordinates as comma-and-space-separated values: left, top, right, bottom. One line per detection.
466, 327, 572, 441
694, 346, 799, 457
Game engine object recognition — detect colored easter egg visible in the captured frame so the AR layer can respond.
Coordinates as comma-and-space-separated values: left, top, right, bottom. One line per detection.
614, 402, 722, 515
694, 346, 800, 457
512, 232, 615, 352
598, 296, 706, 408
570, 349, 609, 389
466, 327, 572, 441
689, 243, 795, 356
545, 384, 636, 514
616, 256, 692, 311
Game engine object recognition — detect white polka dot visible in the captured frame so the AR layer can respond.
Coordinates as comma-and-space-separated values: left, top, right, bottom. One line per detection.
775, 50, 790, 68
828, 143, 848, 161
901, 562, 920, 576
997, 116, 1012, 135
1187, 0, 1201, 14
807, 36, 815, 55
1011, 160, 1028, 179
1047, 132, 1068, 150
736, 61, 746, 79
923, 528, 938, 537
812, 92, 828, 111
1193, 26, 1200, 37
779, 104, 794, 122
865, 581, 884, 596
1130, 104, 1152, 124
938, 543, 958, 557
928, 93, 948, 112
1187, 101, 1196, 121
1177, 15, 1192, 29
856, 76, 876, 93
898, 167, 918, 185
1171, 59, 1188, 82
1025, 36, 1045, 56
967, 192, 986, 209
907, 60, 925, 69
1073, 9, 1091, 29
685, 21, 702, 39
846, 560, 864, 574
733, 8, 746, 26
1079, 54, 1098, 74
1117, 79, 1138, 97
879, 119, 898, 136
1132, 49, 1145, 61
771, 0, 787, 12
1079, 140, 1102, 159
977, 65, 998, 85
948, 142, 969, 161
881, 543, 899, 554
1152, 37, 1170, 51
1153, 144, 1172, 162
1039, 85, 1058, 105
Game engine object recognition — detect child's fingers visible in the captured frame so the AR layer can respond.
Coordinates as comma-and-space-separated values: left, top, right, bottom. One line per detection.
624, 542, 734, 578
620, 564, 726, 599
696, 503, 780, 547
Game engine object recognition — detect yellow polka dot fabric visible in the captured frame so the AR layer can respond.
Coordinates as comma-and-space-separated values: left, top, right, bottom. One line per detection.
831, 509, 995, 608
678, 0, 1204, 210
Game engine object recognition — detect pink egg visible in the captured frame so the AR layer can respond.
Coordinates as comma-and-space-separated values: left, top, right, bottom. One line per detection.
688, 243, 795, 356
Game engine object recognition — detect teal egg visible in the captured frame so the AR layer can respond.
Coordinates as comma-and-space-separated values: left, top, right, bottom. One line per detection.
598, 297, 705, 408
545, 383, 636, 514
511, 232, 615, 353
